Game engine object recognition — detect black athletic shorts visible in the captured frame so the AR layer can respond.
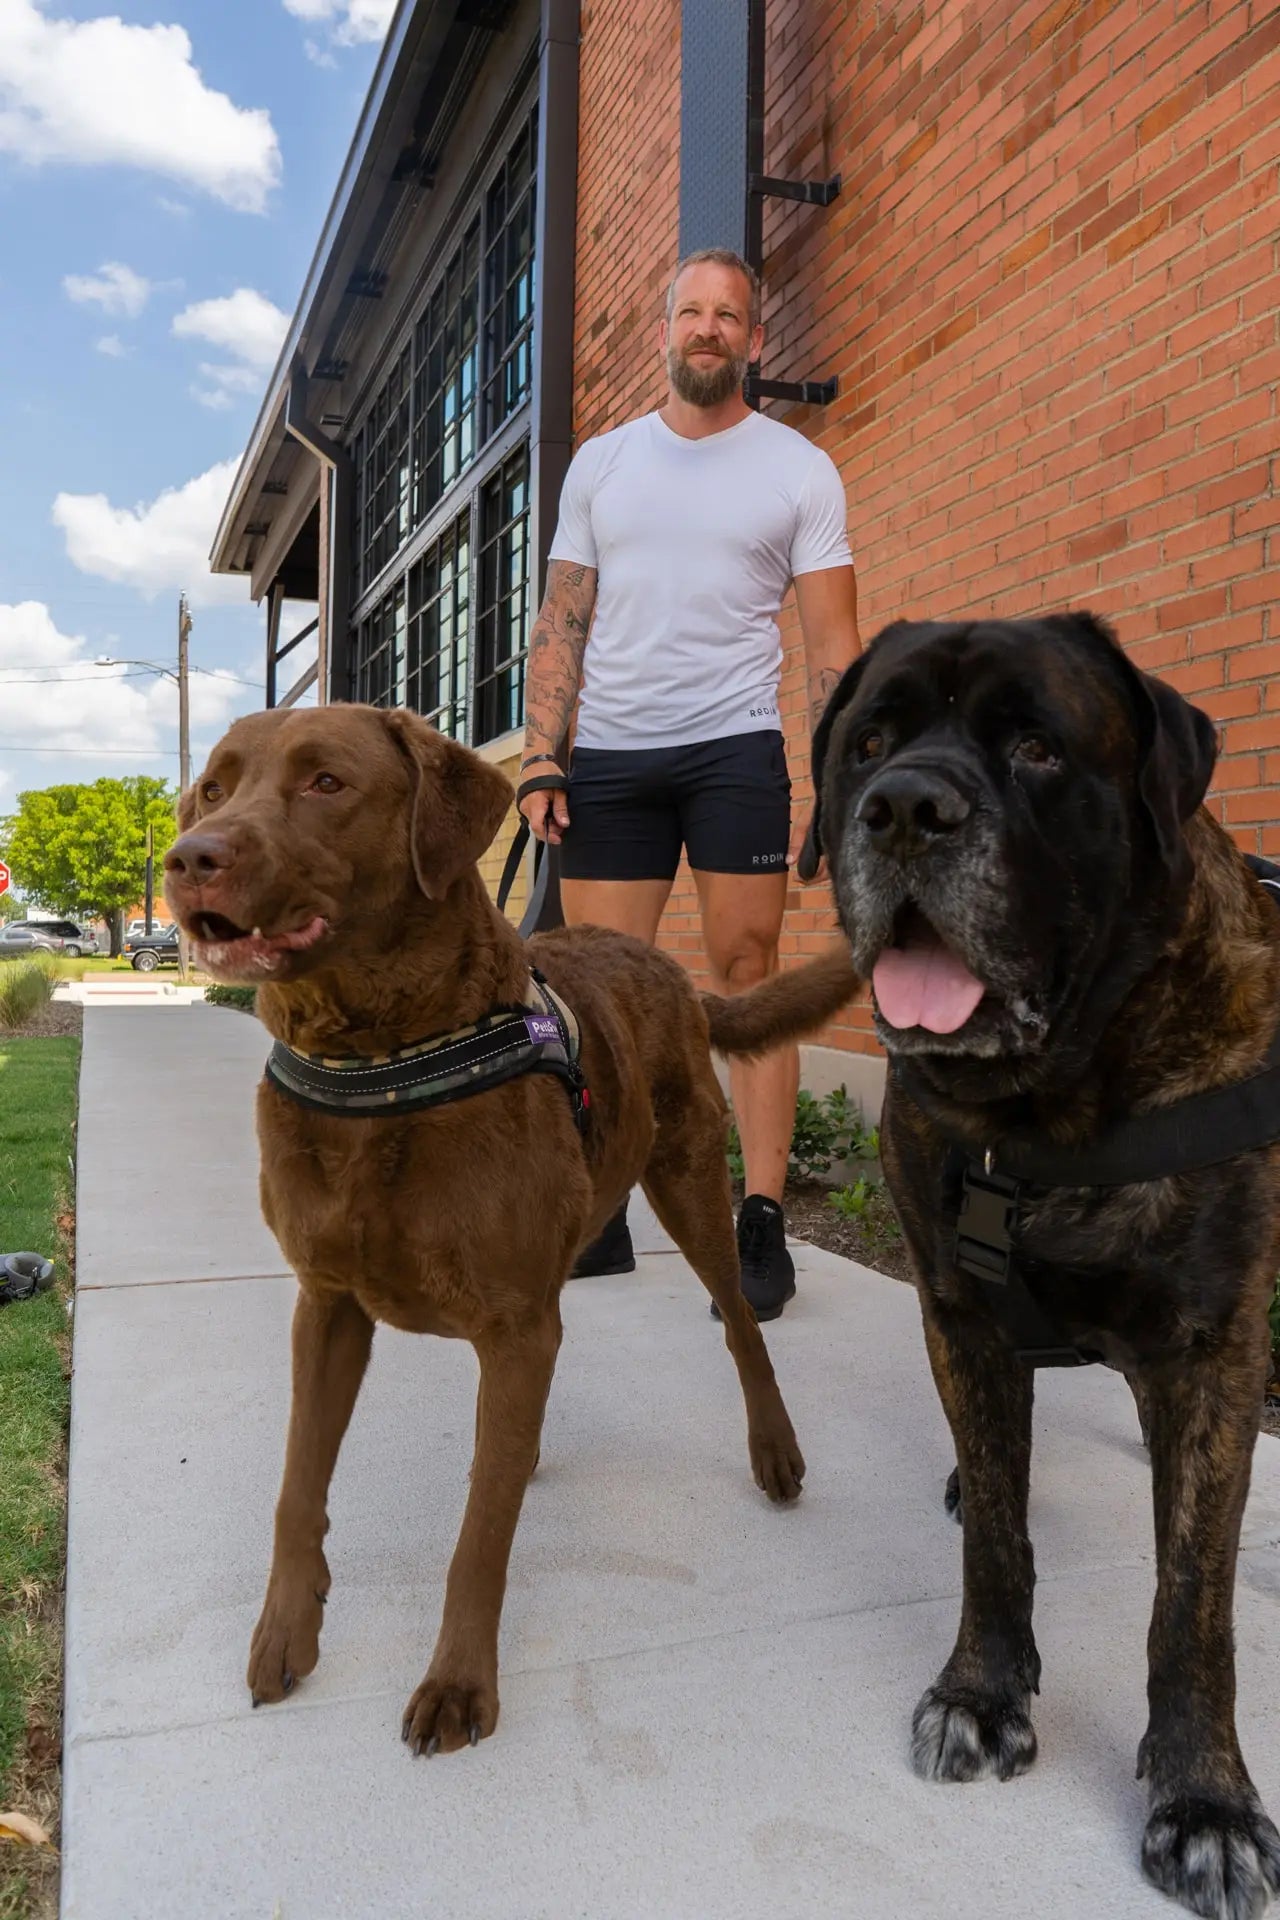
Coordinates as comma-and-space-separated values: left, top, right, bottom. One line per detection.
559, 729, 791, 881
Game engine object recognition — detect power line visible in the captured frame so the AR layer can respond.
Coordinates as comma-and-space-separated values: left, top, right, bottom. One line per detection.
0, 665, 264, 688
0, 744, 182, 757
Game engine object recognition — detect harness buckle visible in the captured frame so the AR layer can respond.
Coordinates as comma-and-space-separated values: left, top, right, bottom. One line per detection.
954, 1162, 1020, 1284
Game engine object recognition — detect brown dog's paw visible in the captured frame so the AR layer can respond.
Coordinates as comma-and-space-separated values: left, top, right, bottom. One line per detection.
246, 1559, 329, 1708
1142, 1794, 1280, 1920
911, 1682, 1037, 1784
749, 1424, 806, 1503
402, 1673, 498, 1756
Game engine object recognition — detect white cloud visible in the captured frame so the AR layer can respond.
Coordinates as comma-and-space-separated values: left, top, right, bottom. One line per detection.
304, 38, 338, 69
95, 333, 126, 358
0, 599, 248, 766
63, 259, 151, 317
283, 0, 396, 48
51, 458, 252, 609
0, 0, 281, 213
172, 286, 289, 409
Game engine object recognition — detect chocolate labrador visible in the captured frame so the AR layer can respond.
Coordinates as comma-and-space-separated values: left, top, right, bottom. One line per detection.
803, 611, 1280, 1920
164, 702, 859, 1758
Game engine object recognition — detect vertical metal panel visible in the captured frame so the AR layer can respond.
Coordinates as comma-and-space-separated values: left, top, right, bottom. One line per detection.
678, 0, 754, 259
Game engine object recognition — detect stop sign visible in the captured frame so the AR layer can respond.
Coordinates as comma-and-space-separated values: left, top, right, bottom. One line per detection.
0, 861, 9, 897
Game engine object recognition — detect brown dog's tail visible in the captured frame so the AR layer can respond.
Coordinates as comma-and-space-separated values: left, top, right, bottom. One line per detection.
701, 946, 862, 1058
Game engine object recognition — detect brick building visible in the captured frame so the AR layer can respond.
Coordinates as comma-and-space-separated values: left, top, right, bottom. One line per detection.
212, 0, 1278, 1112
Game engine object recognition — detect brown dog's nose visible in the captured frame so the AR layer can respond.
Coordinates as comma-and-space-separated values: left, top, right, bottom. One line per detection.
857, 767, 971, 859
164, 832, 237, 883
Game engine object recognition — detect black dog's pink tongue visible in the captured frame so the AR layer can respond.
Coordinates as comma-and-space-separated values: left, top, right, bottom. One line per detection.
873, 925, 986, 1034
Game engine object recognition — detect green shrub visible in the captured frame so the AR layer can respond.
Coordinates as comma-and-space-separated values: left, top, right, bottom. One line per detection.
828, 1175, 874, 1219
727, 1083, 878, 1186
204, 985, 257, 1014
0, 956, 56, 1030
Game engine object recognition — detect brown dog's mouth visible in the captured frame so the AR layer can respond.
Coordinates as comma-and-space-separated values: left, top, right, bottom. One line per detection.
190, 912, 330, 977
872, 905, 989, 1035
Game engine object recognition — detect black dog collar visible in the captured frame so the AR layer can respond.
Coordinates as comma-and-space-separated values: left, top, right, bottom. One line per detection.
265, 969, 589, 1131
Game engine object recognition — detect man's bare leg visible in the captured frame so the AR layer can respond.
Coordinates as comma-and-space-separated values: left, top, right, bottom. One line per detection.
559, 877, 672, 944
693, 869, 793, 1199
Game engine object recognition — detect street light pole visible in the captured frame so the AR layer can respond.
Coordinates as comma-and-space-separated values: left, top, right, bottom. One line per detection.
178, 592, 192, 796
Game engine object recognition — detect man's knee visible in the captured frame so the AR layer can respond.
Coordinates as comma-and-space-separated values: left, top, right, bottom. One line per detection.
714, 937, 780, 994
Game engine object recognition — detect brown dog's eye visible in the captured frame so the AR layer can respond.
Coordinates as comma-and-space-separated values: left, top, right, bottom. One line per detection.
1013, 735, 1058, 767
856, 729, 886, 763
201, 780, 223, 803
308, 772, 345, 795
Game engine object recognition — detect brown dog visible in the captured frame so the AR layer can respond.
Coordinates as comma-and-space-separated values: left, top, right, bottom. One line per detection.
804, 612, 1280, 1920
164, 702, 859, 1756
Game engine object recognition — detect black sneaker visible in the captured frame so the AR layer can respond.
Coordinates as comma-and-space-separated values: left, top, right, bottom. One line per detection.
709, 1195, 796, 1323
571, 1202, 636, 1278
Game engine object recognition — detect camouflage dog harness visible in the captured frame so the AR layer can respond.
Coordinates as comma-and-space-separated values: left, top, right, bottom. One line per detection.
265, 967, 589, 1132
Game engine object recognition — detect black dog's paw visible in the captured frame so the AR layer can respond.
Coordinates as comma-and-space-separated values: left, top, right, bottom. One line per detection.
911, 1682, 1037, 1784
943, 1465, 963, 1525
1142, 1795, 1280, 1920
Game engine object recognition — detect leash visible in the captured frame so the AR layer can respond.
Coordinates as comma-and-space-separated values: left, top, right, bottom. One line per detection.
496, 771, 566, 922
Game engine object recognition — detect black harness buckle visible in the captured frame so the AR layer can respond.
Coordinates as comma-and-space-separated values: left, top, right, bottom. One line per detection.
950, 1155, 1094, 1368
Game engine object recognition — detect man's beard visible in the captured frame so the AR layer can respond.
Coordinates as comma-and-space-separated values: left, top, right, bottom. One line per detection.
667, 341, 750, 407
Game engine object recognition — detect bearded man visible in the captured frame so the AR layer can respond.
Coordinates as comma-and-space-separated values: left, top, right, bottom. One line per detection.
518, 248, 862, 1318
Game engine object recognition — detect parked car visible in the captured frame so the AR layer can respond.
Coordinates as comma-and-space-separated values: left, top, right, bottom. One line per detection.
125, 925, 180, 972
0, 925, 62, 958
9, 918, 96, 956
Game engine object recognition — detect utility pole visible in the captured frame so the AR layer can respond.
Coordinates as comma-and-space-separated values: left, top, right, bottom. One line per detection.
178, 592, 192, 795
177, 592, 192, 980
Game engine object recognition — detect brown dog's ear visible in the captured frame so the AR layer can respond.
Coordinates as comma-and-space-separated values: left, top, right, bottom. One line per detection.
176, 784, 198, 831
380, 709, 514, 900
795, 651, 873, 882
1052, 611, 1218, 877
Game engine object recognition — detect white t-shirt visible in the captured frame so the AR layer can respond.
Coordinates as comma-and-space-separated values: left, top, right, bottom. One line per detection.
548, 409, 853, 750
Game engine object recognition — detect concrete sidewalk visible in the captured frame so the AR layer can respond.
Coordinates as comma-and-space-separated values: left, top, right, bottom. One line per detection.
62, 1005, 1280, 1920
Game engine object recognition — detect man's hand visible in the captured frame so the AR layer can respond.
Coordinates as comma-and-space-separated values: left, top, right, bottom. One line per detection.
786, 814, 827, 884
519, 767, 570, 845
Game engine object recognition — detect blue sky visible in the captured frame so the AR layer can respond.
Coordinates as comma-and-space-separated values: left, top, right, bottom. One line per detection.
0, 0, 393, 807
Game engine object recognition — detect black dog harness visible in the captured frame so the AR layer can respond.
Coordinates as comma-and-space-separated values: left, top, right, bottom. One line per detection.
917, 855, 1280, 1367
265, 968, 590, 1132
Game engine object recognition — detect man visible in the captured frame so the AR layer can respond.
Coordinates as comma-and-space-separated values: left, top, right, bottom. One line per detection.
518, 247, 861, 1319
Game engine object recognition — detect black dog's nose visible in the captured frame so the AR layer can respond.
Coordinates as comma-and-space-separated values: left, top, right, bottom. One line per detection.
164, 832, 237, 883
857, 767, 971, 857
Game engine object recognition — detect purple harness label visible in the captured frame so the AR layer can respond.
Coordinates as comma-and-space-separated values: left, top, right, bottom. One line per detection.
524, 1012, 560, 1046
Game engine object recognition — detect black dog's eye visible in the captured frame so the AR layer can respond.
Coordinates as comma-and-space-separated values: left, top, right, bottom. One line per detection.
200, 779, 223, 804
856, 729, 886, 763
308, 772, 345, 795
1012, 734, 1059, 768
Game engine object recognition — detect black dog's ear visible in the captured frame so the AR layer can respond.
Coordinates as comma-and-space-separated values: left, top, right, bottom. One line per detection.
795, 651, 873, 882
1053, 611, 1218, 874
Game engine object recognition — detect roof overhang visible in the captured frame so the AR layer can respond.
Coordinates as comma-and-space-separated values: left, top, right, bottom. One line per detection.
211, 0, 515, 590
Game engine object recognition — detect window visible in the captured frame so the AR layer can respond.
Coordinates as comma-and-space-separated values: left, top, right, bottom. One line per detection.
412, 222, 480, 525
483, 108, 538, 439
474, 445, 530, 744
348, 100, 539, 744
353, 346, 412, 597
406, 514, 471, 738
354, 582, 406, 709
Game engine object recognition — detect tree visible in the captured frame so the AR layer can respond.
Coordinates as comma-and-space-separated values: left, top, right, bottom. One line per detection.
1, 777, 179, 955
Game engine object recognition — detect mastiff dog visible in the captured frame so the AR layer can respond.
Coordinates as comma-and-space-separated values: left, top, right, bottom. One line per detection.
801, 612, 1280, 1920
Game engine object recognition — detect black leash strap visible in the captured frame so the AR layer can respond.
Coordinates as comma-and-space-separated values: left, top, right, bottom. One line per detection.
497, 772, 566, 918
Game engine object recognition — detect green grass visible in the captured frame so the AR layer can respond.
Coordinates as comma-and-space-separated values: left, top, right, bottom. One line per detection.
0, 1036, 78, 1913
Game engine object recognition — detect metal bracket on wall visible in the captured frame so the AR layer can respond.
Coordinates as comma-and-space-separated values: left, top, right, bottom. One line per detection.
750, 171, 841, 207
747, 374, 839, 407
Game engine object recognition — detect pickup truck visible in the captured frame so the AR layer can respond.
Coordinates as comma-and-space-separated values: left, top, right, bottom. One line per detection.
125, 924, 180, 971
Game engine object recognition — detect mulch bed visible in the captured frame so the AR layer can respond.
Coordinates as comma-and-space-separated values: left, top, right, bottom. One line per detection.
1, 1001, 84, 1040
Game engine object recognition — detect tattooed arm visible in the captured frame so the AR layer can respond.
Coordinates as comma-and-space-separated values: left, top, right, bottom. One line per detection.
519, 559, 598, 843
790, 564, 862, 878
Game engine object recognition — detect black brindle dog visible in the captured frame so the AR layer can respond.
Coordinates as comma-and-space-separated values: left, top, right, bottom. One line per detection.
803, 612, 1280, 1920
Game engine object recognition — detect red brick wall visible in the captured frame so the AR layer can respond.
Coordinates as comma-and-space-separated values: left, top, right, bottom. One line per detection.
569, 0, 1280, 1059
